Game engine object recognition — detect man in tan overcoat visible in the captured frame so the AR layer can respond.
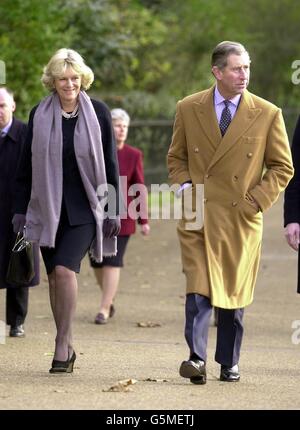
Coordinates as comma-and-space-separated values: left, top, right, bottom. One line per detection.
167, 41, 294, 384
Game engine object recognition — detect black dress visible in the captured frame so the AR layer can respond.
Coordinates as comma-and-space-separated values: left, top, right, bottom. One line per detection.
40, 114, 96, 274
14, 99, 119, 274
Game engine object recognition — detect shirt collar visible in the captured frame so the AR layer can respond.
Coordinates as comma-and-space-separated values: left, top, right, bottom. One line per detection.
214, 86, 241, 107
1, 118, 13, 135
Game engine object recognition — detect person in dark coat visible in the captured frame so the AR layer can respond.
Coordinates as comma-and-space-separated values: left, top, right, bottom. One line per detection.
0, 87, 39, 337
91, 108, 150, 324
13, 49, 120, 374
284, 116, 300, 290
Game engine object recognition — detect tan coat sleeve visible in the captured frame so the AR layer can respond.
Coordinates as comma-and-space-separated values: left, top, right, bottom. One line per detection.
167, 101, 191, 186
249, 109, 294, 211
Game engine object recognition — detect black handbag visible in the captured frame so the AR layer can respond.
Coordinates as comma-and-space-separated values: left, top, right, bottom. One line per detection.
6, 232, 35, 286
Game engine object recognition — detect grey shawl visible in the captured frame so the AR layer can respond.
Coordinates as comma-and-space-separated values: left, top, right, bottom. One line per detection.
25, 90, 116, 262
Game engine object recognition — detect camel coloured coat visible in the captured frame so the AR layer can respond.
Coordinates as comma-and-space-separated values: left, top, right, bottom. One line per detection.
167, 86, 294, 309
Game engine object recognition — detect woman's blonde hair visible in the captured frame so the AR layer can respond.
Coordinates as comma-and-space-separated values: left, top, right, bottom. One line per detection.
41, 48, 94, 91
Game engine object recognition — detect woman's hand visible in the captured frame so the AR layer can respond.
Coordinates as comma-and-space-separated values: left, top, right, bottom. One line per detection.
140, 223, 150, 236
12, 213, 26, 234
102, 216, 121, 238
285, 223, 300, 251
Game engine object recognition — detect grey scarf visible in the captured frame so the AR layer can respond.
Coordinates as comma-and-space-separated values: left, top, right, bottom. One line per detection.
25, 90, 116, 262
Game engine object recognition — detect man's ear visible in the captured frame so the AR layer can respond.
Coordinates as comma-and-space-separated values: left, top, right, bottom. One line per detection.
11, 101, 16, 113
212, 66, 222, 81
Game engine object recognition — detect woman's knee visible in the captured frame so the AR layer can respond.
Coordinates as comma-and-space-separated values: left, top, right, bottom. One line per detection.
54, 265, 75, 282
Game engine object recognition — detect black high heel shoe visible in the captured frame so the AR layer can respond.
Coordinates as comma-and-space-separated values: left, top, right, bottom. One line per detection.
49, 351, 76, 374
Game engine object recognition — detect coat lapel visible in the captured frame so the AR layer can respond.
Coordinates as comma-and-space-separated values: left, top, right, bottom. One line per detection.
192, 86, 221, 149
207, 90, 262, 170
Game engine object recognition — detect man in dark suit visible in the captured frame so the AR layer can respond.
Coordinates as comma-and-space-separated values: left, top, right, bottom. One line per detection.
0, 86, 39, 337
284, 116, 300, 291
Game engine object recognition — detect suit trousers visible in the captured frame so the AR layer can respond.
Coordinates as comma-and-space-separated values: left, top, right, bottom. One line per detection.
185, 293, 244, 367
6, 287, 29, 326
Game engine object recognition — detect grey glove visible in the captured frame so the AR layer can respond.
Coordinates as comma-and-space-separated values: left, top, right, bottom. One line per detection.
102, 216, 121, 238
12, 213, 26, 234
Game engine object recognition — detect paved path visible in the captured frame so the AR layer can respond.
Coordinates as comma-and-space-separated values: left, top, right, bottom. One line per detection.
0, 196, 300, 410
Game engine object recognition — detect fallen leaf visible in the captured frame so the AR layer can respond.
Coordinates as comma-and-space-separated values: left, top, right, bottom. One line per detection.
143, 378, 169, 382
44, 352, 54, 356
136, 321, 162, 328
102, 378, 137, 392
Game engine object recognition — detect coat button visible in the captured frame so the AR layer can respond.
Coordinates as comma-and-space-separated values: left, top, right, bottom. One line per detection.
232, 201, 237, 207
233, 175, 238, 181
203, 198, 207, 204
194, 147, 199, 153
247, 152, 253, 158
205, 174, 210, 179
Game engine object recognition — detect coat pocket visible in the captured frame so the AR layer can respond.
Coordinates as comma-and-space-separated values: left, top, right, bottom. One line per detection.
239, 196, 259, 217
242, 137, 262, 144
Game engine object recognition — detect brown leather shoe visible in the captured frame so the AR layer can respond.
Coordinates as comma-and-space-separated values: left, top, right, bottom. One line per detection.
94, 312, 108, 325
220, 365, 240, 382
179, 358, 206, 385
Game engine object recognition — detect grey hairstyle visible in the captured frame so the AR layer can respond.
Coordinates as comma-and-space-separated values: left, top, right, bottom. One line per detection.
111, 108, 130, 125
211, 41, 250, 69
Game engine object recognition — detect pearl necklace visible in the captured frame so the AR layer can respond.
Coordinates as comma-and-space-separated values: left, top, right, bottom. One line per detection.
61, 104, 79, 119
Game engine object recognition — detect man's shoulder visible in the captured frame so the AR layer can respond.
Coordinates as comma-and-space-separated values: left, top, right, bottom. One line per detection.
12, 117, 26, 130
246, 90, 280, 112
10, 117, 27, 137
178, 88, 212, 107
91, 98, 110, 117
6, 117, 27, 144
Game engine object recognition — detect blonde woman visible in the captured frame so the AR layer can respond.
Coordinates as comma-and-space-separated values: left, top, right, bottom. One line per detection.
13, 49, 120, 373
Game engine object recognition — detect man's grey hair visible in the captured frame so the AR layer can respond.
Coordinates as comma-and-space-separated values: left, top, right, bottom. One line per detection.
211, 41, 250, 69
111, 108, 130, 125
0, 86, 14, 101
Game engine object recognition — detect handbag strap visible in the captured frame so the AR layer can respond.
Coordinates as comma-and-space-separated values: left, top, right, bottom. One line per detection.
12, 232, 30, 252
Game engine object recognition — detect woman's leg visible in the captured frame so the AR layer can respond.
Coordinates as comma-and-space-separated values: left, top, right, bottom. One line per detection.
48, 271, 57, 328
50, 265, 78, 361
93, 267, 103, 290
94, 266, 120, 319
